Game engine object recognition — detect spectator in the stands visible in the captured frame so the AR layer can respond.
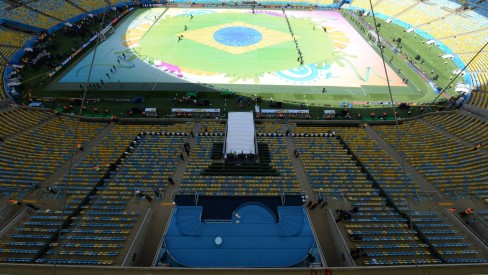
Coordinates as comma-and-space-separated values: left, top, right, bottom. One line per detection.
9, 198, 21, 205
47, 186, 57, 194
473, 143, 483, 151
321, 200, 328, 208
459, 208, 474, 217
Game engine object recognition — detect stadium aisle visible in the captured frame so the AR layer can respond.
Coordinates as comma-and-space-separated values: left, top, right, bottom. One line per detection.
282, 123, 340, 265
162, 122, 201, 201
419, 117, 488, 158
282, 124, 314, 196
137, 123, 200, 266
0, 109, 55, 141
363, 124, 436, 193
40, 123, 116, 189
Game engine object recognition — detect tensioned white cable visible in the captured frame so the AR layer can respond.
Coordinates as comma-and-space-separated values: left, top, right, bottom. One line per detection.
367, 0, 420, 271
366, 0, 488, 269
50, 7, 111, 275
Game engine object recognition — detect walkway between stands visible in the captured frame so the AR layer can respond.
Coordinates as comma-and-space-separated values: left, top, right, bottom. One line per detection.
137, 122, 201, 266
366, 121, 488, 238
0, 109, 55, 142
463, 104, 488, 120
282, 123, 340, 266
282, 123, 313, 197
420, 116, 488, 157
364, 124, 438, 194
165, 123, 201, 200
12, 122, 117, 235
37, 122, 116, 192
0, 111, 68, 230
463, 108, 488, 123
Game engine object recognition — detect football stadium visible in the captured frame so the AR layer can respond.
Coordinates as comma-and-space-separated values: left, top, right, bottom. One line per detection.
0, 0, 488, 274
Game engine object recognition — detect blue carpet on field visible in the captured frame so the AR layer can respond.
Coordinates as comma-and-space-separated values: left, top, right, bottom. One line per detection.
165, 196, 314, 267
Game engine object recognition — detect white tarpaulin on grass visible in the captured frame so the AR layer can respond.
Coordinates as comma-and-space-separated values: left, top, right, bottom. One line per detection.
225, 112, 256, 155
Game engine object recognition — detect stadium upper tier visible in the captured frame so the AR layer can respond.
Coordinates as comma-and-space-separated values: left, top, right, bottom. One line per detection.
395, 1, 453, 27
0, 1, 60, 29
347, 0, 488, 108
372, 0, 418, 17
0, 27, 35, 48
74, 0, 111, 12
29, 0, 85, 21
374, 121, 488, 200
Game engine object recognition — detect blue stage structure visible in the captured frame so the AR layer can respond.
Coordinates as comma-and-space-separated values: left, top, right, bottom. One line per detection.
160, 195, 320, 268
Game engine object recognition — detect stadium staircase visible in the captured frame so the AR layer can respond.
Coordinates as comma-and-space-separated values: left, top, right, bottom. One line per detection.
276, 206, 305, 237
372, 0, 382, 9
210, 142, 223, 160
22, 3, 63, 22
361, 124, 438, 195
418, 118, 477, 148
166, 123, 199, 191
201, 143, 279, 176
415, 9, 459, 28
174, 206, 205, 236
0, 107, 55, 141
136, 123, 199, 266
464, 98, 488, 117
65, 0, 89, 13
201, 163, 278, 176
282, 124, 314, 197
40, 122, 116, 191
391, 1, 421, 19
258, 142, 271, 163
339, 135, 486, 264
293, 134, 440, 265
0, 123, 191, 266
290, 124, 487, 265
437, 26, 488, 39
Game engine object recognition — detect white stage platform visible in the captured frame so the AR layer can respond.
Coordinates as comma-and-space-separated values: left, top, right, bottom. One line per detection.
225, 112, 256, 155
